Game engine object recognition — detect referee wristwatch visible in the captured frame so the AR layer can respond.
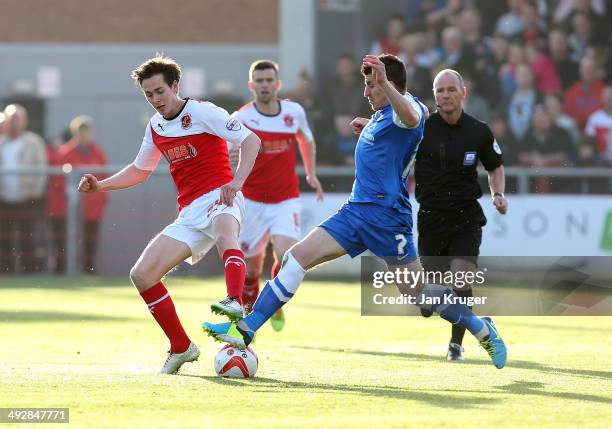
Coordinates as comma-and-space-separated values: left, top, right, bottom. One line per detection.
493, 192, 505, 199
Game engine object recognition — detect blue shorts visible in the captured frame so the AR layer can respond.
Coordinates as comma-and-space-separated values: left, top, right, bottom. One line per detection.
320, 202, 417, 264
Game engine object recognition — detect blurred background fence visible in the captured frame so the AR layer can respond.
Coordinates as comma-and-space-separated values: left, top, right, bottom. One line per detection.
2, 165, 612, 277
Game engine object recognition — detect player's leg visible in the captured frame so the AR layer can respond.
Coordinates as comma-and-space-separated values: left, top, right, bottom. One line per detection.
362, 205, 506, 368
260, 197, 302, 330
416, 207, 450, 318
203, 226, 348, 347
243, 251, 265, 314
210, 212, 247, 320
238, 198, 270, 314
387, 258, 505, 368
268, 234, 299, 331
130, 233, 200, 373
445, 219, 483, 359
446, 257, 476, 361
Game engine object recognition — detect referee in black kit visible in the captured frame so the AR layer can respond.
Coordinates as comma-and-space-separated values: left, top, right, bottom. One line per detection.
415, 69, 508, 361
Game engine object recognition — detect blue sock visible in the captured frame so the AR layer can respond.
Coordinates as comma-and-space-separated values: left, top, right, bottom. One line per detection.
243, 278, 294, 331
418, 284, 488, 339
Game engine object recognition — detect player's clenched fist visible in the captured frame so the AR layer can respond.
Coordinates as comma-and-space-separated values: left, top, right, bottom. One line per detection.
350, 117, 369, 135
219, 179, 242, 206
78, 174, 100, 193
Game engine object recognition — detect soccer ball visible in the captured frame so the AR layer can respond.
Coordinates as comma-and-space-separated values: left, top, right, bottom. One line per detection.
214, 344, 258, 378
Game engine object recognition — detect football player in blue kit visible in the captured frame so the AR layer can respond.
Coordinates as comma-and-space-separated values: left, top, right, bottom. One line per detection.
203, 54, 507, 369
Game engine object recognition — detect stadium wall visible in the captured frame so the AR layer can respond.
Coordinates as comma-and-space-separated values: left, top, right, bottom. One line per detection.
86, 190, 612, 277
298, 193, 612, 278
0, 44, 278, 152
0, 0, 279, 43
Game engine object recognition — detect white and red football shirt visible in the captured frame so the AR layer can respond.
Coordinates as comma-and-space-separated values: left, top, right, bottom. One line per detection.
585, 109, 612, 156
232, 99, 314, 203
134, 98, 252, 210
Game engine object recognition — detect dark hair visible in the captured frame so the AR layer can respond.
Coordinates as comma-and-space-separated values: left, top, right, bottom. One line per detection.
131, 54, 181, 87
337, 53, 355, 62
249, 59, 279, 80
360, 54, 407, 92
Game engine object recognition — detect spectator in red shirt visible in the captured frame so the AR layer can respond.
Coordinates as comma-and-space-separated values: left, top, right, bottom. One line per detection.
58, 116, 108, 274
46, 136, 67, 273
525, 43, 561, 95
563, 56, 604, 130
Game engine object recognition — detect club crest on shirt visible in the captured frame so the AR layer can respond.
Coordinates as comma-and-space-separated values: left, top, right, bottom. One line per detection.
226, 118, 242, 131
181, 113, 192, 130
283, 114, 294, 127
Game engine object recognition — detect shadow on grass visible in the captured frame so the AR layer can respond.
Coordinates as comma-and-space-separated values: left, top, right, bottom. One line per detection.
494, 381, 612, 404
181, 370, 611, 406
178, 374, 497, 409
502, 320, 612, 333
295, 302, 360, 313
292, 345, 612, 382
0, 310, 134, 323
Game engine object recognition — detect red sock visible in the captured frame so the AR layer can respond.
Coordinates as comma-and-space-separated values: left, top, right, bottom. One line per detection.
271, 260, 281, 279
242, 275, 260, 311
140, 282, 190, 353
223, 249, 246, 303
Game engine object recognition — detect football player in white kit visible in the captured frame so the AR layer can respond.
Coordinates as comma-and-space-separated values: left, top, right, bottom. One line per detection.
78, 55, 261, 374
229, 60, 323, 331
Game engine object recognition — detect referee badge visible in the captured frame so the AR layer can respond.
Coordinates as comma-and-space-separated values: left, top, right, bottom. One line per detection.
493, 139, 502, 155
463, 151, 477, 166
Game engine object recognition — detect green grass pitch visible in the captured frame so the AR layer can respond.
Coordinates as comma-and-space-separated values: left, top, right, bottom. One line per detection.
1, 276, 611, 428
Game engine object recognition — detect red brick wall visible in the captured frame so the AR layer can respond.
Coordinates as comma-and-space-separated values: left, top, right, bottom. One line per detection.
0, 0, 278, 43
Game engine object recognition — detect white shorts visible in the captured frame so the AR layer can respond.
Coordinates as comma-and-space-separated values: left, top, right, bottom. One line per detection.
239, 197, 302, 258
161, 188, 245, 265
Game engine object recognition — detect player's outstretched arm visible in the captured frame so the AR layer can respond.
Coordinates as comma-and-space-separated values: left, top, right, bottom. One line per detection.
362, 55, 421, 128
220, 133, 261, 206
78, 163, 152, 193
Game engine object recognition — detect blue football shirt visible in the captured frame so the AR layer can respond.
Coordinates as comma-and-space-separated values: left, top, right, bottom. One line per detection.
349, 93, 425, 215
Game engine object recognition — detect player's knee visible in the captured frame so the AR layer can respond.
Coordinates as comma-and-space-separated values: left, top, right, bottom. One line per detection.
215, 233, 238, 254
129, 264, 156, 290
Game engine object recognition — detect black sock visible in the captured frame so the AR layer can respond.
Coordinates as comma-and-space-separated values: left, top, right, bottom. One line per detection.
450, 288, 473, 345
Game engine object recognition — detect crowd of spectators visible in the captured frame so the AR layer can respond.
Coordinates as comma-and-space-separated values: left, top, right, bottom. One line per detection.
319, 0, 612, 167
0, 106, 107, 274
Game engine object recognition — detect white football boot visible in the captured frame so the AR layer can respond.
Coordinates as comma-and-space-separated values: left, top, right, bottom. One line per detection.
160, 342, 200, 374
210, 296, 244, 321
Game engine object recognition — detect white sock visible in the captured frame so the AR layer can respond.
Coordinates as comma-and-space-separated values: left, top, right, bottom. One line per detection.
275, 251, 306, 295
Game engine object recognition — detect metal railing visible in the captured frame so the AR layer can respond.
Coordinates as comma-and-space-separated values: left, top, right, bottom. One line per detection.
1, 165, 611, 275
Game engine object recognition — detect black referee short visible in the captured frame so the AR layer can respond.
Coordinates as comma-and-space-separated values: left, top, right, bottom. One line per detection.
417, 202, 486, 273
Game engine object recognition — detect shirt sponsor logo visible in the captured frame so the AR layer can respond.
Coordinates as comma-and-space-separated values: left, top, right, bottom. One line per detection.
463, 151, 477, 166
261, 138, 292, 154
181, 113, 192, 130
163, 144, 196, 163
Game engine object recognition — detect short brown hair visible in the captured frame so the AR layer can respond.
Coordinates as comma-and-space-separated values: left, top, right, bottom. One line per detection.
249, 59, 279, 80
69, 115, 94, 136
131, 54, 181, 87
360, 54, 406, 92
